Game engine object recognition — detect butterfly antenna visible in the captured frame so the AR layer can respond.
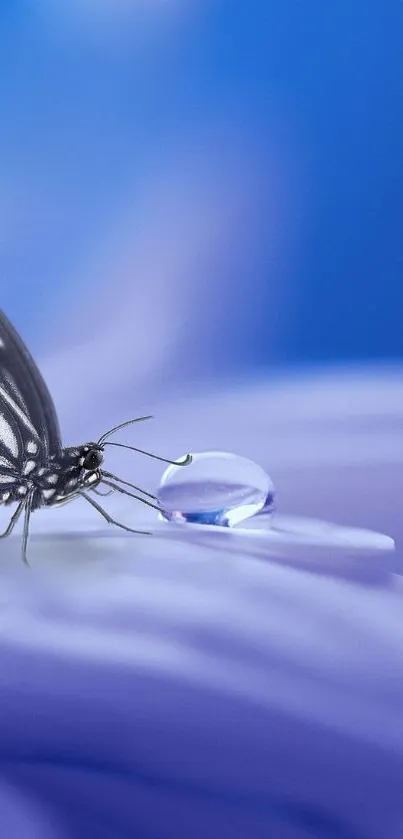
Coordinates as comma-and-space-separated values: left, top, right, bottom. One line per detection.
97, 416, 154, 446
102, 441, 192, 467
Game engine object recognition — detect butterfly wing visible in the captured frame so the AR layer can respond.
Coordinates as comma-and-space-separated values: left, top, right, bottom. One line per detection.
0, 310, 62, 479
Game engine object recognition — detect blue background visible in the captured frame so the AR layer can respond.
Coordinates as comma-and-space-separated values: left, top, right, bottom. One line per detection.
1, 1, 401, 376
0, 6, 402, 839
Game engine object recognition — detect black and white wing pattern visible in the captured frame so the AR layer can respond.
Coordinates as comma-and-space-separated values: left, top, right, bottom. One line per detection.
0, 310, 62, 486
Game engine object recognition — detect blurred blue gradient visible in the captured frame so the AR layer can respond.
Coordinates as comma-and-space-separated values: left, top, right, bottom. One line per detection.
1, 1, 401, 379
1, 4, 403, 839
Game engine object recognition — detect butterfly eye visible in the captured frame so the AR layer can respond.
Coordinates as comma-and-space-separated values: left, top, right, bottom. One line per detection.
83, 448, 103, 471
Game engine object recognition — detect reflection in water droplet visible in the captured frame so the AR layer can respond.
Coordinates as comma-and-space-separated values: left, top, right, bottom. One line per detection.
157, 451, 275, 527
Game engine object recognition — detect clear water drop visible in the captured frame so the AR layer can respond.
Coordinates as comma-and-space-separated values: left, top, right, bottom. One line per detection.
157, 451, 275, 527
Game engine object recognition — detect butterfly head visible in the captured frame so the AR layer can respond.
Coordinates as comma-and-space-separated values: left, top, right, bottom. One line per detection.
71, 416, 192, 498
81, 444, 104, 473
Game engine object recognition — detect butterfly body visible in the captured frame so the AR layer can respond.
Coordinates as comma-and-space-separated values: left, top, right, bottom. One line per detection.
0, 309, 190, 564
0, 444, 101, 511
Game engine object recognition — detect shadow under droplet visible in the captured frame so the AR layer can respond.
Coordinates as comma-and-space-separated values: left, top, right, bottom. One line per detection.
152, 519, 396, 589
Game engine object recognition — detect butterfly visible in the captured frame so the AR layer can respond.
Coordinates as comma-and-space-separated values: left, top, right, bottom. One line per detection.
0, 309, 191, 564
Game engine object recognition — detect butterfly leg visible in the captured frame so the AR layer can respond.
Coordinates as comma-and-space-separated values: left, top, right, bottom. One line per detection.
20, 492, 34, 566
102, 470, 157, 500
80, 492, 152, 536
0, 499, 26, 540
92, 486, 114, 497
99, 479, 162, 512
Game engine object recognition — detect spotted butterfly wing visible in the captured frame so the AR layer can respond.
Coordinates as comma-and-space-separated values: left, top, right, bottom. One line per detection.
0, 309, 191, 564
0, 309, 62, 492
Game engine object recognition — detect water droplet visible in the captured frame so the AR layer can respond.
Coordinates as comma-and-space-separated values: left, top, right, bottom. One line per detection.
157, 451, 275, 527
